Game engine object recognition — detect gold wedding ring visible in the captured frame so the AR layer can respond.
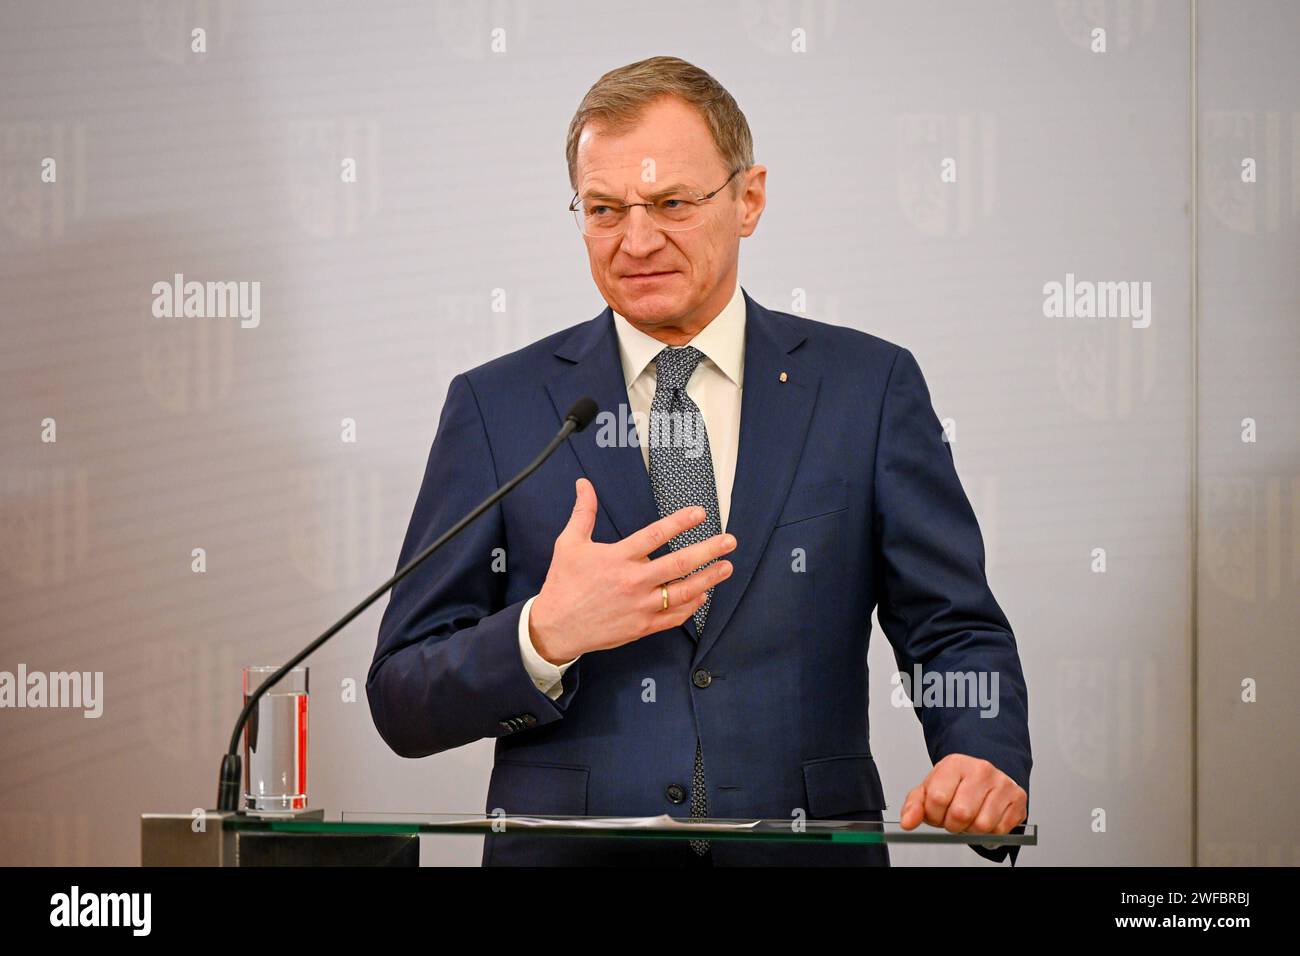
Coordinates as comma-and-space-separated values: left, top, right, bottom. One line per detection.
661, 585, 670, 611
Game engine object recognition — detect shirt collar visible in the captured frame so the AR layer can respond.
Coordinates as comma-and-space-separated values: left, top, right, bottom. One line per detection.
611, 281, 745, 389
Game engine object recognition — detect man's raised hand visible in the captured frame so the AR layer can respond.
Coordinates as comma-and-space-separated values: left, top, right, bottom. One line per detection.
527, 478, 735, 664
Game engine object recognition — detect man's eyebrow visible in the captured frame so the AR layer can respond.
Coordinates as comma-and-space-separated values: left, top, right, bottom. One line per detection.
580, 182, 698, 202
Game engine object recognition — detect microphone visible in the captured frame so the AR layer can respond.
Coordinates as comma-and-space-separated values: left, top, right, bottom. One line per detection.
216, 396, 599, 812
565, 396, 598, 432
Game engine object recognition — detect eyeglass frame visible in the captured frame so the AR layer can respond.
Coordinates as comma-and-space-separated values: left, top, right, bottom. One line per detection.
568, 165, 745, 236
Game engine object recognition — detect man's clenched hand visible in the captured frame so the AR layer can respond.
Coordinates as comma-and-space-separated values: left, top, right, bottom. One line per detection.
899, 754, 1027, 837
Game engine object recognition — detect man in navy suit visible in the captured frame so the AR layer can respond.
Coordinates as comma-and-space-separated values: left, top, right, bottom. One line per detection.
367, 56, 1030, 866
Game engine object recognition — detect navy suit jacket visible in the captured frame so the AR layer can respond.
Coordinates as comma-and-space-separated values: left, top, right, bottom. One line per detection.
367, 288, 1031, 866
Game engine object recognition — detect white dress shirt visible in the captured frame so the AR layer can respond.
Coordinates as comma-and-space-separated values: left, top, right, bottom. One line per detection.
516, 281, 747, 700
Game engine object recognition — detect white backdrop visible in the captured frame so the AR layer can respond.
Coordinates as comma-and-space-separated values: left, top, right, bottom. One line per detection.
0, 0, 1295, 866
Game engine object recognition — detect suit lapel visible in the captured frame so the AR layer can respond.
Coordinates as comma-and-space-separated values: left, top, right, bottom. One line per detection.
693, 290, 819, 665
545, 307, 661, 542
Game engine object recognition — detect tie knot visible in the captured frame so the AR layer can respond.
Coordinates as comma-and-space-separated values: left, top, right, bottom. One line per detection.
653, 345, 706, 392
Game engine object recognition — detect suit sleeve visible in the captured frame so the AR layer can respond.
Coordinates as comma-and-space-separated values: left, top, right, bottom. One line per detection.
872, 348, 1032, 865
366, 373, 581, 758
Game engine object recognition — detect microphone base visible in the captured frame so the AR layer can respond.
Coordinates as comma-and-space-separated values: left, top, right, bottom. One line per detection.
217, 753, 242, 812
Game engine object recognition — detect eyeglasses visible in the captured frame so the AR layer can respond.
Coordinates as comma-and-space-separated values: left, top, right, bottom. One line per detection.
569, 166, 744, 238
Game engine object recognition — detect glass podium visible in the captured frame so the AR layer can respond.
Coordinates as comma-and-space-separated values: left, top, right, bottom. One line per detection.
141, 811, 1035, 866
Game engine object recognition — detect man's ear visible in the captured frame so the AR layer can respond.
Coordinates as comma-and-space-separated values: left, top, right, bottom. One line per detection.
739, 165, 767, 237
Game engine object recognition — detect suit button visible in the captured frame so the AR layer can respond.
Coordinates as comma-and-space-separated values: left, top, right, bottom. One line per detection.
521, 713, 537, 726
692, 668, 712, 689
666, 784, 686, 804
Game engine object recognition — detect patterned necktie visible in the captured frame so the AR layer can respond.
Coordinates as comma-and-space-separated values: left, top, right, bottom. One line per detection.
646, 344, 719, 857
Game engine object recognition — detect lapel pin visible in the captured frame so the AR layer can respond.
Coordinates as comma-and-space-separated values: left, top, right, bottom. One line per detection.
779, 371, 788, 383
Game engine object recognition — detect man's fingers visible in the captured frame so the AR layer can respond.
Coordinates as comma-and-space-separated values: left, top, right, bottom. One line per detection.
940, 777, 993, 834
969, 787, 1014, 835
922, 761, 966, 828
561, 478, 597, 542
618, 505, 707, 558
658, 589, 709, 628
938, 762, 1008, 833
993, 800, 1026, 835
641, 532, 737, 584
634, 561, 732, 633
656, 559, 733, 611
899, 784, 926, 830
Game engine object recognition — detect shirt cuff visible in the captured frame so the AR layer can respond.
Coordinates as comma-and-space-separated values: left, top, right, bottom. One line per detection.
517, 595, 580, 701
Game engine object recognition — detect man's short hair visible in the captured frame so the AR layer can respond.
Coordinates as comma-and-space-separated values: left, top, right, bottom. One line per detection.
565, 55, 754, 197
